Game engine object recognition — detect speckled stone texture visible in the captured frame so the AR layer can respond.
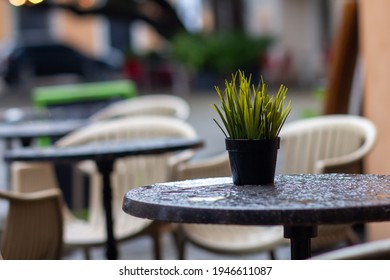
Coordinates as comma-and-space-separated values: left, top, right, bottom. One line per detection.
123, 174, 390, 226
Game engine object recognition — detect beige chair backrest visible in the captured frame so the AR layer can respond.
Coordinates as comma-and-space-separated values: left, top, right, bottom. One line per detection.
11, 161, 78, 224
56, 115, 197, 239
0, 189, 63, 260
57, 115, 196, 146
11, 116, 198, 258
279, 114, 377, 174
89, 94, 190, 121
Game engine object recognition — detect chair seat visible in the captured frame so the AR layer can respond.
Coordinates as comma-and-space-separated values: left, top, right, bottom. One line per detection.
65, 216, 153, 246
181, 224, 287, 253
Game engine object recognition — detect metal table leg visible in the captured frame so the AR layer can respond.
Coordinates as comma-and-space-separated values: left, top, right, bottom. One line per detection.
284, 225, 317, 260
96, 160, 118, 260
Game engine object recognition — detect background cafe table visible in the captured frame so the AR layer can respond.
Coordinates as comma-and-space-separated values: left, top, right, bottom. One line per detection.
123, 174, 390, 260
0, 119, 87, 147
4, 137, 203, 260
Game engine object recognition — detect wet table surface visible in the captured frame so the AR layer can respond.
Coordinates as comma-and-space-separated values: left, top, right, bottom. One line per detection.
3, 137, 204, 163
5, 137, 204, 260
0, 119, 87, 147
123, 174, 390, 259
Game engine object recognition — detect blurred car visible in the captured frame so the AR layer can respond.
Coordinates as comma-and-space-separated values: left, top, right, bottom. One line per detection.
0, 42, 124, 86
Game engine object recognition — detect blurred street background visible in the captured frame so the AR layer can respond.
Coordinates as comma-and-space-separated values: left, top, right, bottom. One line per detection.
0, 0, 335, 158
0, 0, 335, 259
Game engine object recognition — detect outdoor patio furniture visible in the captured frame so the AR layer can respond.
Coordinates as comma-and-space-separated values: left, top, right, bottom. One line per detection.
0, 188, 63, 260
279, 114, 377, 251
123, 174, 390, 260
172, 152, 286, 259
89, 94, 190, 121
310, 238, 390, 260
10, 116, 199, 259
171, 114, 377, 259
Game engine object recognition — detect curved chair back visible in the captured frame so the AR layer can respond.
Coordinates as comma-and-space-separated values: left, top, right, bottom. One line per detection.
57, 115, 197, 227
11, 115, 197, 259
279, 114, 377, 174
60, 116, 196, 258
89, 94, 190, 121
57, 115, 196, 146
0, 189, 63, 259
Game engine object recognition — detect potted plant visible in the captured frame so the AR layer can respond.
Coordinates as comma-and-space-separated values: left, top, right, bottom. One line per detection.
212, 70, 291, 185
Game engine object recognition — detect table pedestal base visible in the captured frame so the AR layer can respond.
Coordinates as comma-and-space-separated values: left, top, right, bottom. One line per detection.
96, 160, 117, 260
284, 225, 317, 260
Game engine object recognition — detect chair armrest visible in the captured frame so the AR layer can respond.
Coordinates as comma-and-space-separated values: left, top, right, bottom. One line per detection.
315, 146, 370, 174
0, 189, 62, 202
315, 127, 376, 174
173, 152, 231, 180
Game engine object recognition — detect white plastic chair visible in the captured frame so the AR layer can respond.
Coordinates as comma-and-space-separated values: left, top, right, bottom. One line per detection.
173, 114, 377, 259
279, 114, 376, 175
11, 115, 197, 259
279, 114, 377, 251
89, 94, 190, 121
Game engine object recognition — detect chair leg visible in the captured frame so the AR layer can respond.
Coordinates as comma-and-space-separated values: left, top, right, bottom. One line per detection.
269, 250, 277, 260
149, 222, 163, 260
152, 234, 162, 260
172, 226, 186, 260
83, 247, 91, 260
178, 241, 186, 260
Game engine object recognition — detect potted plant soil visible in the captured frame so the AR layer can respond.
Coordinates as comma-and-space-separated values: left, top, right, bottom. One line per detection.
212, 70, 291, 185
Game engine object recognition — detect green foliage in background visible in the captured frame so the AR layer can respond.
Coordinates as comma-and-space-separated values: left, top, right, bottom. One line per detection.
171, 32, 273, 73
212, 71, 291, 140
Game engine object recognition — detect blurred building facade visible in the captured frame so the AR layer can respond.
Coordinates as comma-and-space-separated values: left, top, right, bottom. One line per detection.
0, 0, 346, 86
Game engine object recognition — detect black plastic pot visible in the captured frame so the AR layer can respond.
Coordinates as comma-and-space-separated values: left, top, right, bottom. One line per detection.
225, 137, 280, 185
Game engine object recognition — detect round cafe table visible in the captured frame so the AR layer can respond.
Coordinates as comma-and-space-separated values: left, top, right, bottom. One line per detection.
4, 137, 203, 260
0, 119, 87, 147
123, 174, 390, 260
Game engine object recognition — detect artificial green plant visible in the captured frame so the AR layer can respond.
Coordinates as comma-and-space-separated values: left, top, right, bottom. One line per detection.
212, 70, 291, 140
